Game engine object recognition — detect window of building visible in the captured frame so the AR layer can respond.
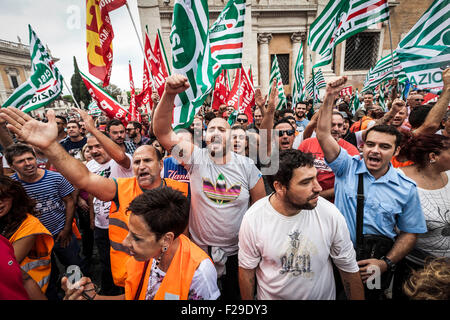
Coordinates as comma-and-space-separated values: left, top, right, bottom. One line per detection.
344, 32, 380, 71
271, 54, 290, 85
10, 75, 19, 89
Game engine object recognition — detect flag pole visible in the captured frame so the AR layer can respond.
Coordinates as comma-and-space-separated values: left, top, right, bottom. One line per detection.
237, 67, 242, 113
387, 19, 395, 80
125, 2, 157, 92
62, 77, 81, 109
157, 28, 171, 76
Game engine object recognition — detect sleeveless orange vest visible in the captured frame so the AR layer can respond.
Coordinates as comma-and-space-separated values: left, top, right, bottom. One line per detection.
109, 177, 188, 287
9, 214, 54, 293
124, 234, 210, 300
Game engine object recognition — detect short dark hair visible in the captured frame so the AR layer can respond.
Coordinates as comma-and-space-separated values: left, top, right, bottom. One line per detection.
408, 105, 432, 129
106, 119, 125, 132
236, 113, 248, 119
126, 187, 189, 240
268, 150, 315, 189
128, 121, 142, 131
147, 138, 164, 160
67, 119, 80, 128
363, 91, 374, 96
204, 111, 217, 122
55, 115, 67, 124
279, 109, 295, 118
5, 143, 36, 166
364, 124, 403, 148
273, 118, 295, 130
231, 124, 246, 131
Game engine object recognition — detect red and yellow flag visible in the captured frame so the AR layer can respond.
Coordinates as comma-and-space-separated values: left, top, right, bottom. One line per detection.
86, 0, 126, 87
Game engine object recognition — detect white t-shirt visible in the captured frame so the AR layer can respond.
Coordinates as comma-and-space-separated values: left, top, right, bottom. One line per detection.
398, 170, 450, 265
86, 155, 134, 229
238, 195, 359, 300
145, 258, 220, 300
183, 146, 262, 256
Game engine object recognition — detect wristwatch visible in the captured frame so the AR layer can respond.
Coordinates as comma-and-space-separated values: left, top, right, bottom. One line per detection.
380, 256, 396, 271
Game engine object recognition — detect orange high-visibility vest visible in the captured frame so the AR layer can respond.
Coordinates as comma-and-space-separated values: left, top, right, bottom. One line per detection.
9, 214, 54, 293
124, 234, 211, 300
109, 177, 188, 287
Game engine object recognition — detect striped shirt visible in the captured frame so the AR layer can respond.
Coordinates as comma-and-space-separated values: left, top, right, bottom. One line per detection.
12, 170, 74, 236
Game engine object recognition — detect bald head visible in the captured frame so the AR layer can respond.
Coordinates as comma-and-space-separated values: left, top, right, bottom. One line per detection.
134, 144, 162, 161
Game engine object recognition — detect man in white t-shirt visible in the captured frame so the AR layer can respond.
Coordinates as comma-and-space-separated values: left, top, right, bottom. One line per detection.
153, 74, 266, 300
238, 149, 364, 300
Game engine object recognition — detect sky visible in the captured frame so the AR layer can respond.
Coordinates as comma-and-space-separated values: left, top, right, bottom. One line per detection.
0, 0, 146, 95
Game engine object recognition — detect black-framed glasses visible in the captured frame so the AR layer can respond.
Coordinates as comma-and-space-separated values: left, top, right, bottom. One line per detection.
277, 129, 295, 137
236, 118, 248, 123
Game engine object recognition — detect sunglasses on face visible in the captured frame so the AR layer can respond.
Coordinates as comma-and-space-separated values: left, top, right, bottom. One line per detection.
236, 118, 248, 123
277, 129, 295, 137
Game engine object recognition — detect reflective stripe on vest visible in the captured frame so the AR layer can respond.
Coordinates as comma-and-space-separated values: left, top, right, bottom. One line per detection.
21, 258, 51, 273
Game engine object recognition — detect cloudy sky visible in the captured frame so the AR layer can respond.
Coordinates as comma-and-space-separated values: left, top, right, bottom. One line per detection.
0, 0, 146, 94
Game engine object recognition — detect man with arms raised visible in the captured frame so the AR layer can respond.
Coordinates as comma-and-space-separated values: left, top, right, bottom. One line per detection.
153, 74, 266, 300
315, 76, 427, 300
0, 107, 187, 289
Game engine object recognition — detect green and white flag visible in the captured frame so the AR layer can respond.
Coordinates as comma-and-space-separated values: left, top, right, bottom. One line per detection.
170, 0, 219, 130
350, 88, 360, 115
209, 0, 246, 71
306, 68, 326, 103
362, 51, 407, 93
268, 55, 287, 110
308, 0, 390, 68
377, 84, 387, 112
2, 25, 63, 112
396, 0, 450, 89
292, 42, 307, 106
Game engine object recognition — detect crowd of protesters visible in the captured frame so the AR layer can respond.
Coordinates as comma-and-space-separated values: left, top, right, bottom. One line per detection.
0, 68, 449, 301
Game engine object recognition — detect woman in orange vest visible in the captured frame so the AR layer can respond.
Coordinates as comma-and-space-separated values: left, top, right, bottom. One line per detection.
62, 187, 220, 300
0, 176, 54, 294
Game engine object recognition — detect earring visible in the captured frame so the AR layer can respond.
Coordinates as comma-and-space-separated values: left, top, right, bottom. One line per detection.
155, 247, 167, 267
430, 159, 436, 164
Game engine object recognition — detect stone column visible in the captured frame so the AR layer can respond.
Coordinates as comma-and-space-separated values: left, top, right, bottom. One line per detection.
290, 32, 306, 89
257, 33, 272, 95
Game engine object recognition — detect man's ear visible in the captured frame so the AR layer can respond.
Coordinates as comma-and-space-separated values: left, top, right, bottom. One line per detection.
273, 180, 287, 195
393, 145, 401, 158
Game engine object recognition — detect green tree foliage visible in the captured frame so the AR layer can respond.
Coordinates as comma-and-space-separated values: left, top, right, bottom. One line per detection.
70, 56, 91, 109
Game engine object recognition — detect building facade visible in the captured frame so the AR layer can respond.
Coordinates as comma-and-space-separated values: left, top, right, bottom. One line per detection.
137, 0, 434, 97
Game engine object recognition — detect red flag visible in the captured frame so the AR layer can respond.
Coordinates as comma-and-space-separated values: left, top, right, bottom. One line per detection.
135, 32, 153, 111
86, 0, 126, 87
154, 33, 169, 78
128, 62, 140, 122
80, 70, 130, 125
212, 70, 230, 110
340, 86, 353, 97
227, 67, 255, 123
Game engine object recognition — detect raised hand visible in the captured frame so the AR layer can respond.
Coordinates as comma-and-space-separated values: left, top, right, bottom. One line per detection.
443, 67, 450, 89
391, 98, 406, 114
73, 108, 95, 132
164, 74, 190, 95
0, 107, 58, 150
266, 79, 278, 114
325, 76, 348, 98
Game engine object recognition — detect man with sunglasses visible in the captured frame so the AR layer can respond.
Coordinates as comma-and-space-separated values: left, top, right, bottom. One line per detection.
235, 113, 249, 129
126, 121, 150, 148
274, 119, 296, 151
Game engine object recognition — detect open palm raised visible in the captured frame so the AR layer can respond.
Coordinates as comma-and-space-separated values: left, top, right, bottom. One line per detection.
0, 107, 58, 150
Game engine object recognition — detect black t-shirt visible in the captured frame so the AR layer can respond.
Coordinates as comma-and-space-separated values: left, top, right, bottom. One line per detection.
60, 136, 87, 159
342, 130, 358, 148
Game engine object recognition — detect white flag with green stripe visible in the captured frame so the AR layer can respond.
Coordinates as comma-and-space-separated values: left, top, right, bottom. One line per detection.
308, 0, 390, 68
306, 69, 326, 103
268, 55, 287, 110
2, 25, 63, 112
396, 0, 450, 89
292, 42, 307, 105
170, 0, 219, 130
209, 0, 245, 71
362, 51, 406, 93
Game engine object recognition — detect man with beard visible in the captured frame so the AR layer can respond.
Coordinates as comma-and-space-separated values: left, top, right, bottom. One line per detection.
126, 121, 150, 148
316, 76, 427, 300
0, 107, 188, 289
294, 101, 310, 132
299, 111, 359, 202
106, 119, 136, 155
153, 74, 266, 300
238, 149, 364, 300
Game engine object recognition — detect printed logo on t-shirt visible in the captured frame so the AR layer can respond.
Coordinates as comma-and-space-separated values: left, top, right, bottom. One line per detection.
279, 230, 317, 278
202, 173, 241, 205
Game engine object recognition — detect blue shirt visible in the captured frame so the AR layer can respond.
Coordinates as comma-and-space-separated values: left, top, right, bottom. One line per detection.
326, 148, 427, 245
12, 170, 75, 236
163, 156, 191, 199
296, 119, 310, 132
